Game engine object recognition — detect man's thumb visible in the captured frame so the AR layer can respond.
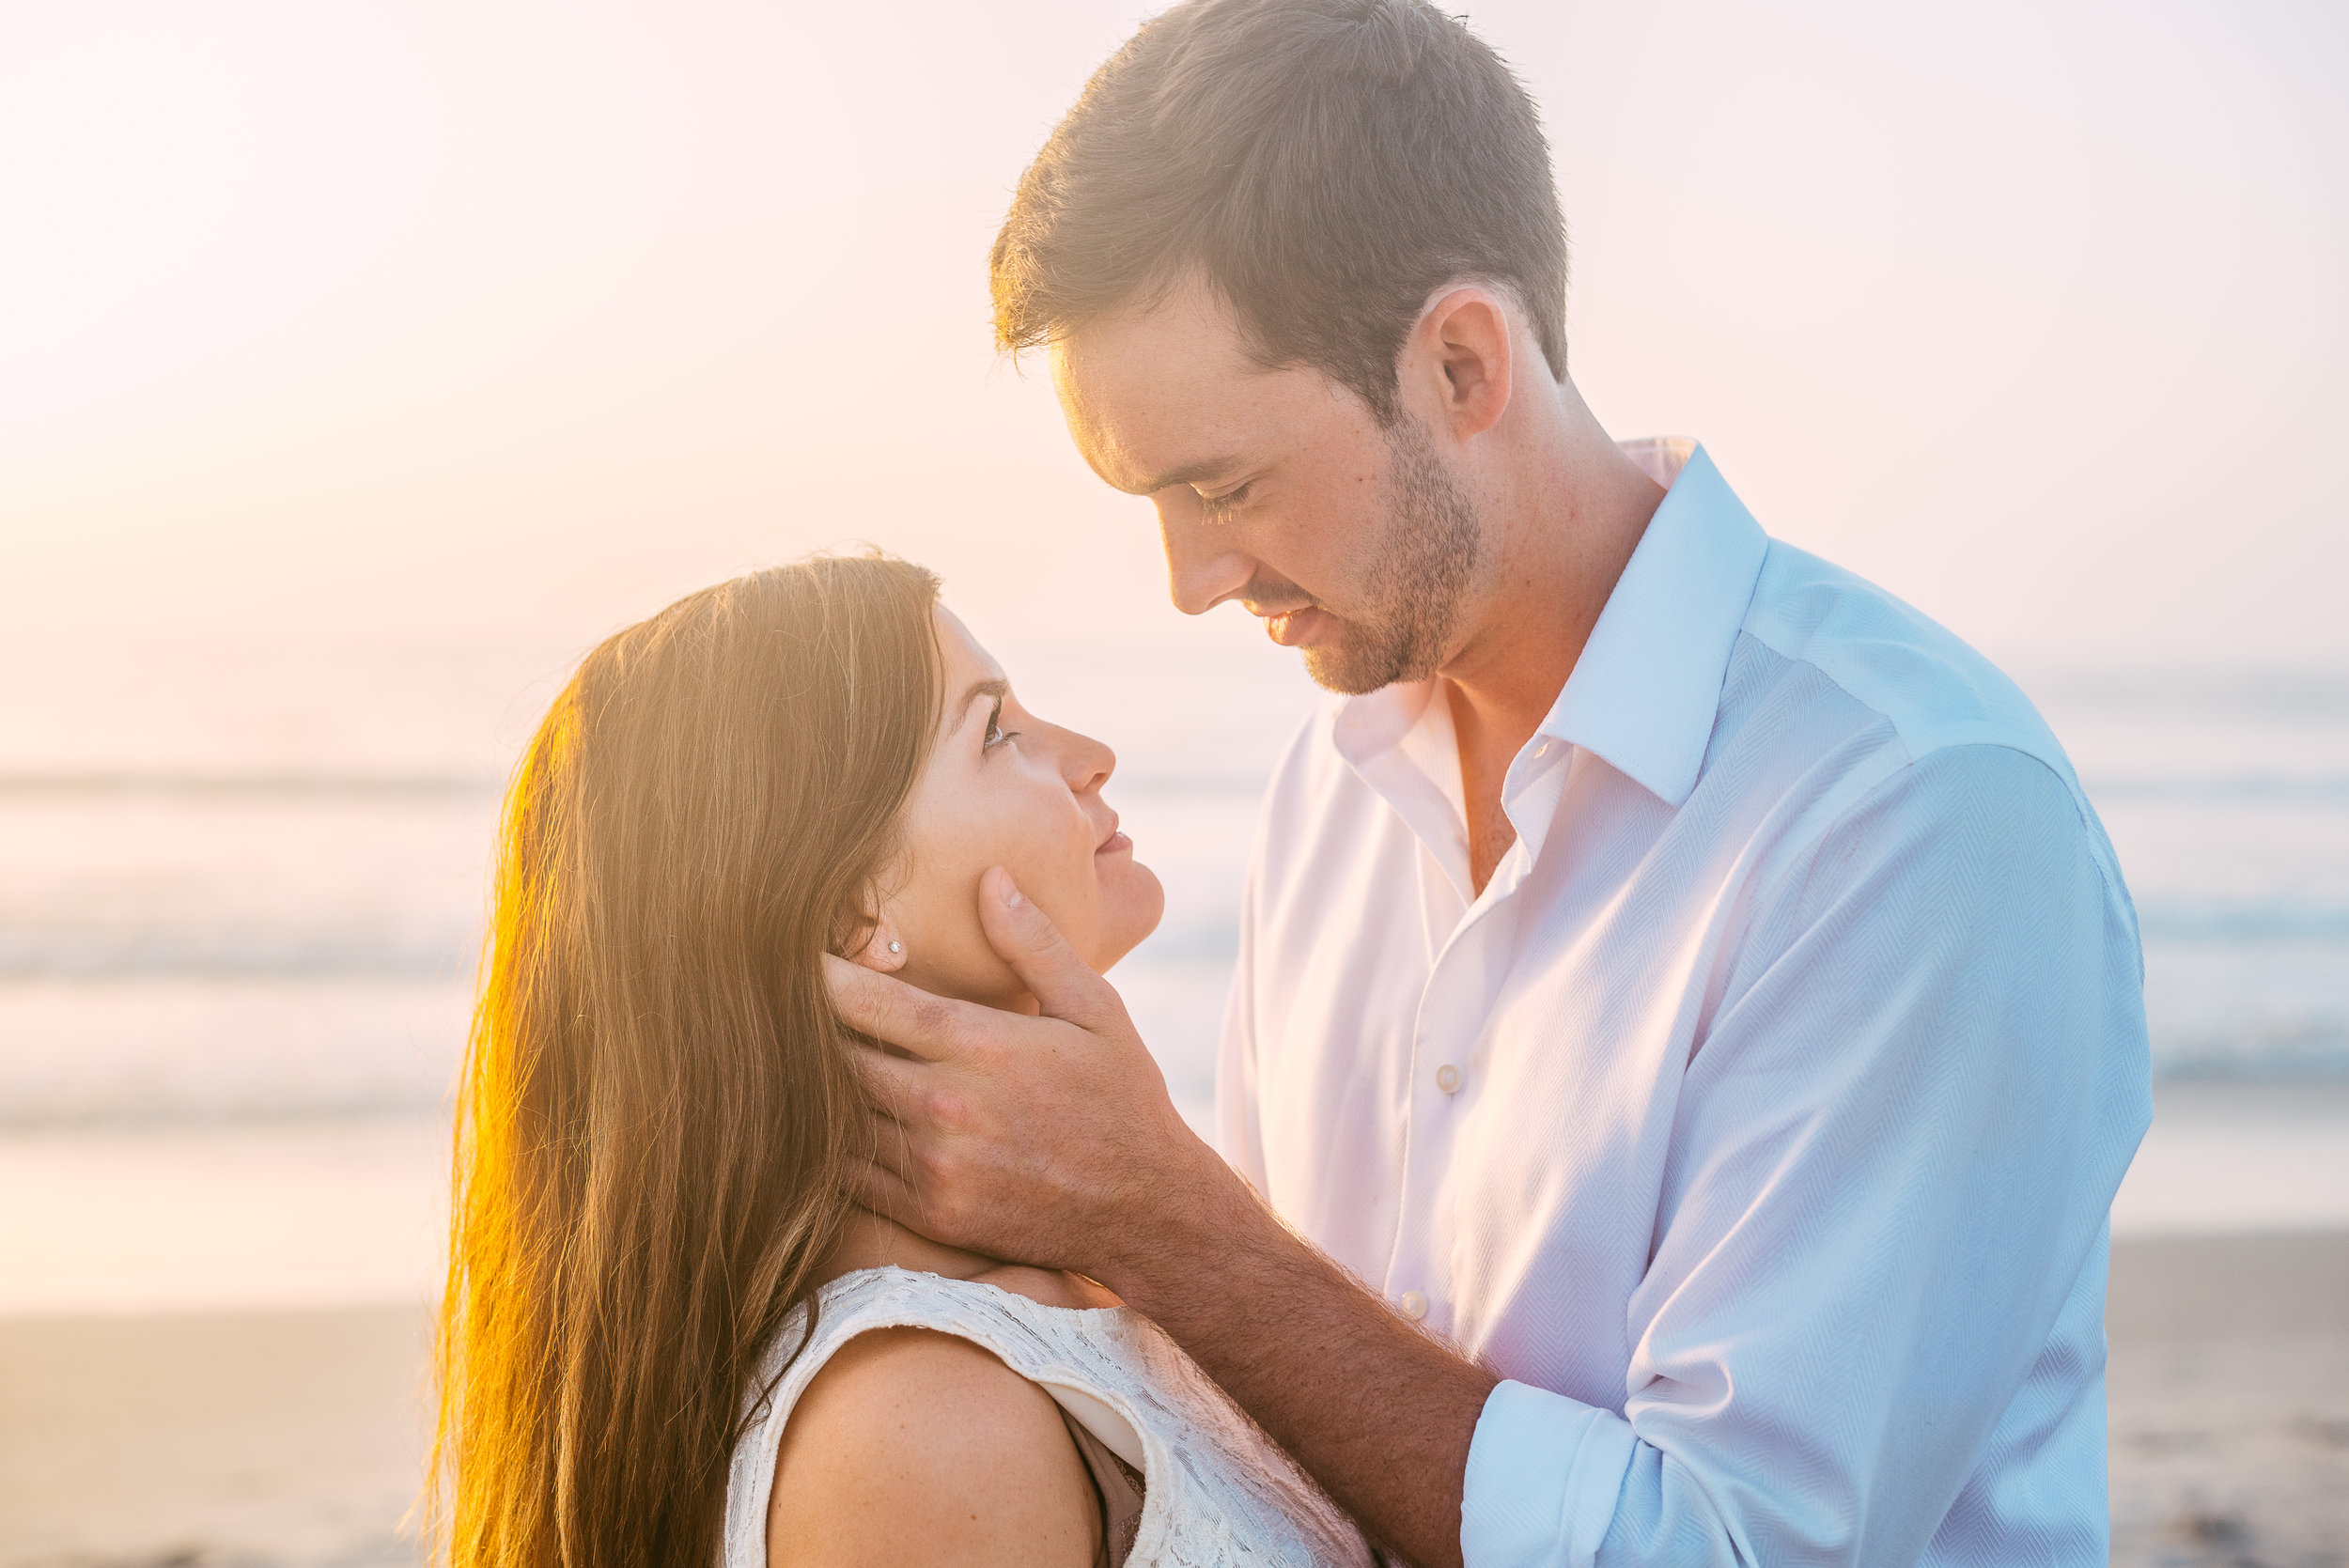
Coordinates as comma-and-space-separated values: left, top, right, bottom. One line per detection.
977, 867, 1118, 1031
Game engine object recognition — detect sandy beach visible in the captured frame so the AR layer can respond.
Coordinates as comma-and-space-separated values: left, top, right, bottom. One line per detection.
2108, 1232, 2349, 1566
0, 1304, 430, 1568
0, 1232, 2340, 1567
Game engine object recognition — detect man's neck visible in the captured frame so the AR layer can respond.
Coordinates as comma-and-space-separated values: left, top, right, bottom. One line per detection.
1442, 393, 1667, 893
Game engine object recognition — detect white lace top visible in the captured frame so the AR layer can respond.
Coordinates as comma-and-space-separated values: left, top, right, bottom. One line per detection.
723, 1266, 1372, 1568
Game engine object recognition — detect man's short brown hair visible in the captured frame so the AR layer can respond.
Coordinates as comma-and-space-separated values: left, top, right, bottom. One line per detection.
989, 0, 1567, 424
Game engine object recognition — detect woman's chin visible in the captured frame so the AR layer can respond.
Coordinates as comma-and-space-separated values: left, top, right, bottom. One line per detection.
1093, 865, 1167, 971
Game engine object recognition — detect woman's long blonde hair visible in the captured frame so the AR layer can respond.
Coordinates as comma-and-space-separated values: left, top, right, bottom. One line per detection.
430, 553, 942, 1567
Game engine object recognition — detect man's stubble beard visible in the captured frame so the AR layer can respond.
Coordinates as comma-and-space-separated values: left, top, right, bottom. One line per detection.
1301, 419, 1485, 697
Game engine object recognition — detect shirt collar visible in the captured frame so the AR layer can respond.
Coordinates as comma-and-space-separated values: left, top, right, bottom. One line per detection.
1330, 439, 1769, 819
1539, 440, 1768, 808
1330, 672, 1474, 895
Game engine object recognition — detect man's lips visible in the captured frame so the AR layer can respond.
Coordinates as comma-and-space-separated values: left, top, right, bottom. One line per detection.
1260, 606, 1328, 647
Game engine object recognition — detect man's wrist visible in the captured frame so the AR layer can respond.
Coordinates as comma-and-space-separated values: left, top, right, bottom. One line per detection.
1089, 1129, 1499, 1568
1092, 1131, 1279, 1318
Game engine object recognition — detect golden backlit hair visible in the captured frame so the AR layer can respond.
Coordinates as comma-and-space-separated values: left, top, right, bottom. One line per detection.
429, 552, 942, 1567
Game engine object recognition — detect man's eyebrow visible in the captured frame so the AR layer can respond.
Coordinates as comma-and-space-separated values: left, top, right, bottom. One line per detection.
1130, 454, 1246, 494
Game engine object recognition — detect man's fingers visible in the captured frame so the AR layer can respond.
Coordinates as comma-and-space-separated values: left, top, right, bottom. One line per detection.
849, 1038, 930, 1126
824, 952, 990, 1063
976, 867, 1127, 1032
864, 1108, 916, 1183
849, 1157, 929, 1234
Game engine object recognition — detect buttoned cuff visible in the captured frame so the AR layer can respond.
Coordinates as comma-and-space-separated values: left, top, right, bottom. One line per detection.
1460, 1380, 1640, 1568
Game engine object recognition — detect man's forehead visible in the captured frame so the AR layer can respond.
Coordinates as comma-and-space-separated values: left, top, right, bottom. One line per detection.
1050, 298, 1282, 495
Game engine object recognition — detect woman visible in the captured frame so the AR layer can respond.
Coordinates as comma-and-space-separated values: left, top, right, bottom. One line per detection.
431, 554, 1369, 1568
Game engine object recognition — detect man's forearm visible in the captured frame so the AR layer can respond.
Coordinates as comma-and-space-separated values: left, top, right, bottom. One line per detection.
1101, 1167, 1498, 1568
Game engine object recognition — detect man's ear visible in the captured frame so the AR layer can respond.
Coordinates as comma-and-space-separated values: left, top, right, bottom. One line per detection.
1415, 286, 1515, 442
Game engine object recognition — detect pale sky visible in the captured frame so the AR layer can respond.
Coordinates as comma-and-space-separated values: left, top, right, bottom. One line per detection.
1, 0, 2342, 665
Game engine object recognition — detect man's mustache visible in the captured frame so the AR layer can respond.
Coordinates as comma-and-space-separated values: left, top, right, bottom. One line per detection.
1237, 575, 1322, 617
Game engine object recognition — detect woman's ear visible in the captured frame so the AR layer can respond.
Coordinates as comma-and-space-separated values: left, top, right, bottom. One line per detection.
847, 910, 909, 973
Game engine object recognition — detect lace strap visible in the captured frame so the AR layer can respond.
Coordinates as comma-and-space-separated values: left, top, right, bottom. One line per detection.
722, 1268, 1172, 1567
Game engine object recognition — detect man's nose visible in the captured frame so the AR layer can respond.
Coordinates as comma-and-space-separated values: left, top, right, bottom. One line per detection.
1154, 494, 1255, 616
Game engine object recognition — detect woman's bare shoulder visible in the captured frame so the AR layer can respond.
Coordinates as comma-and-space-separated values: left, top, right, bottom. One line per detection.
765, 1326, 1101, 1568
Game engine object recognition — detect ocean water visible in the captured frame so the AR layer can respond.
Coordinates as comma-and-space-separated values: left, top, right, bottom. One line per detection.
1, 637, 2344, 1311
0, 635, 1296, 1137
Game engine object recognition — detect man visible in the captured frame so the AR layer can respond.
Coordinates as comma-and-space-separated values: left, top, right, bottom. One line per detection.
831, 1, 2153, 1562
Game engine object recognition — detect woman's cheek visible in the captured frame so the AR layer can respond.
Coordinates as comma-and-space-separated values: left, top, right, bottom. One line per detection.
1018, 844, 1100, 957
1028, 863, 1094, 952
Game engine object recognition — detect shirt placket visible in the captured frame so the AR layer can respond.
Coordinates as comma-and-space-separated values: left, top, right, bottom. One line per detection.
1378, 750, 1563, 1337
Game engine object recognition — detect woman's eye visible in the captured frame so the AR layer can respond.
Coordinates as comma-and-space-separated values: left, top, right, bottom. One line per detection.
984, 700, 1012, 750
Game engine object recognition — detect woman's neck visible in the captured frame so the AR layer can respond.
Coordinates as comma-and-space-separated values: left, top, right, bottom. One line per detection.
817, 1204, 1004, 1285
815, 1201, 1126, 1312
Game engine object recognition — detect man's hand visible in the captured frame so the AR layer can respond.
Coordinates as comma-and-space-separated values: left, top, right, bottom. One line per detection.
826, 865, 1245, 1287
828, 867, 1493, 1568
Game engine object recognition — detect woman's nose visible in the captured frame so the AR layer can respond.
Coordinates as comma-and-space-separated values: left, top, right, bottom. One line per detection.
1062, 727, 1115, 795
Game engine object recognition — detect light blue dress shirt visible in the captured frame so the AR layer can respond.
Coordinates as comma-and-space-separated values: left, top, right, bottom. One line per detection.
1218, 440, 2153, 1566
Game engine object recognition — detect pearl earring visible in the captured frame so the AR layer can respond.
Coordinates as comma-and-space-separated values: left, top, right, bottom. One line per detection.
887, 940, 902, 954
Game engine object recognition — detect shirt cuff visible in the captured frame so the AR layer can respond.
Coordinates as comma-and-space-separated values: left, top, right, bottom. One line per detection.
1460, 1380, 1640, 1568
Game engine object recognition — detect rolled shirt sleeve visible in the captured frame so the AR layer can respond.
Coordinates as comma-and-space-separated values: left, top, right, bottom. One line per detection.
1459, 743, 2152, 1568
1464, 1382, 1641, 1568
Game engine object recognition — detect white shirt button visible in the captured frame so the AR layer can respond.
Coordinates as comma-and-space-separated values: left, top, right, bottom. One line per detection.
1398, 1290, 1428, 1321
1435, 1063, 1463, 1094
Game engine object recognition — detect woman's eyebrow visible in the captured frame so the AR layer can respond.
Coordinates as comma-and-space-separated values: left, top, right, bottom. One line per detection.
954, 676, 1010, 722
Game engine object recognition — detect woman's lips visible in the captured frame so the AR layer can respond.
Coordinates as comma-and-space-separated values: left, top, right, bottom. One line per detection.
1096, 831, 1132, 856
